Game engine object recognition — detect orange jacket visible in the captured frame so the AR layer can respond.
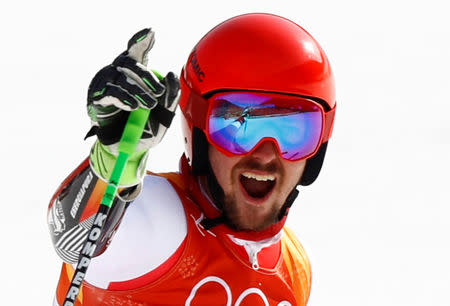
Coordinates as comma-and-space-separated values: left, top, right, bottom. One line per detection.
54, 159, 311, 305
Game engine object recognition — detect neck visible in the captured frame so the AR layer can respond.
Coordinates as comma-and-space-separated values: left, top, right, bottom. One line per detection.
181, 156, 285, 269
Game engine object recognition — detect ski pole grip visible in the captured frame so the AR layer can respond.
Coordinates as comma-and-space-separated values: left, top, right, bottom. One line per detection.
118, 108, 151, 155
101, 108, 151, 208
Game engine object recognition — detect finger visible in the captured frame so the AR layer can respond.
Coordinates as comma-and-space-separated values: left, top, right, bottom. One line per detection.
147, 72, 180, 128
88, 65, 117, 102
93, 83, 139, 111
88, 66, 139, 111
113, 55, 165, 96
112, 73, 158, 109
90, 67, 159, 110
126, 28, 155, 65
162, 72, 180, 111
90, 101, 127, 121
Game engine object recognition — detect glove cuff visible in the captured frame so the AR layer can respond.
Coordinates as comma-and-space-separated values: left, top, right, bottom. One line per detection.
89, 140, 149, 187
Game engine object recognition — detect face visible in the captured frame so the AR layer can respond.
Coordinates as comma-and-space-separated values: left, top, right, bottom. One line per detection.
208, 141, 306, 231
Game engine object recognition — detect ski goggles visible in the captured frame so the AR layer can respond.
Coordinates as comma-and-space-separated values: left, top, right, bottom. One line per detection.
187, 91, 336, 161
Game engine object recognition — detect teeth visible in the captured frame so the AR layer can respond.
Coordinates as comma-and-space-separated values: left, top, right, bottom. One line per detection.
241, 172, 275, 182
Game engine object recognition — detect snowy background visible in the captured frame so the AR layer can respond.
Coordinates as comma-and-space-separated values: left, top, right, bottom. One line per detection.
1, 0, 449, 305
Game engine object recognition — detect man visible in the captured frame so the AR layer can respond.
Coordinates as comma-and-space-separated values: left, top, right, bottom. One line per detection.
48, 13, 336, 305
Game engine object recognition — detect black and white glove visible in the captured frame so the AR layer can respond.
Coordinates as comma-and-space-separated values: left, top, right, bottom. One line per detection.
86, 28, 180, 154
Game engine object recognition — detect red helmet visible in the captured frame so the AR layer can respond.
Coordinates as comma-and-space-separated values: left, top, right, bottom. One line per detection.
179, 13, 336, 185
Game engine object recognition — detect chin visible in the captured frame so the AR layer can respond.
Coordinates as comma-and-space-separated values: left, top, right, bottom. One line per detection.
225, 204, 280, 232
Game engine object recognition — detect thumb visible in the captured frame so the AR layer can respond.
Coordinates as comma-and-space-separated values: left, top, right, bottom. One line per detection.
126, 28, 155, 65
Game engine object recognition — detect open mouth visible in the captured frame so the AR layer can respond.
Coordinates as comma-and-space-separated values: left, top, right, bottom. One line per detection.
240, 172, 276, 199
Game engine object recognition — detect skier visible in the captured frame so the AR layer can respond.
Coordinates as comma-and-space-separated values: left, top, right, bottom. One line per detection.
48, 13, 336, 305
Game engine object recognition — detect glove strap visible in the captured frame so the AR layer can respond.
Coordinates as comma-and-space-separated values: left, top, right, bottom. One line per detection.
152, 103, 175, 128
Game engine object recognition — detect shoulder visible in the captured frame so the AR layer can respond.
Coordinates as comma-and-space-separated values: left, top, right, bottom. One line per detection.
85, 173, 188, 289
282, 227, 310, 268
281, 226, 312, 304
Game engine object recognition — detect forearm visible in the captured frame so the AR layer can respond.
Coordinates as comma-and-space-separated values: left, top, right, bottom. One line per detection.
47, 155, 134, 264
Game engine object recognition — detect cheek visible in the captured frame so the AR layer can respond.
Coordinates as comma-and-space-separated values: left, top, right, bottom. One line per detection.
281, 160, 306, 189
208, 146, 238, 192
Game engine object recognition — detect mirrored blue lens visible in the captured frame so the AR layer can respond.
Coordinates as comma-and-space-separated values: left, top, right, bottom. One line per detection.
208, 92, 323, 160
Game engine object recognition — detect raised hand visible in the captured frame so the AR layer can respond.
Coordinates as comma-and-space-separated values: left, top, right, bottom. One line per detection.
86, 28, 180, 152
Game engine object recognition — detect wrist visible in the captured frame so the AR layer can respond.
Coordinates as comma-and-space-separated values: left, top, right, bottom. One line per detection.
89, 140, 149, 187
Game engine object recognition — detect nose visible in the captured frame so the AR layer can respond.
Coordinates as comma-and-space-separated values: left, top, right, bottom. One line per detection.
249, 140, 279, 163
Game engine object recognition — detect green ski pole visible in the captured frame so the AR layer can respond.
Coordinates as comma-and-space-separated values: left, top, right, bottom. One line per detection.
63, 108, 151, 306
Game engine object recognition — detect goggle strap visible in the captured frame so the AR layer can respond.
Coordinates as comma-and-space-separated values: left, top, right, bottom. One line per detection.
186, 90, 208, 130
322, 105, 336, 143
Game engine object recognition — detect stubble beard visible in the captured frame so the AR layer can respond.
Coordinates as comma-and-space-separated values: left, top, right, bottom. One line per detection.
222, 193, 282, 231
222, 159, 285, 232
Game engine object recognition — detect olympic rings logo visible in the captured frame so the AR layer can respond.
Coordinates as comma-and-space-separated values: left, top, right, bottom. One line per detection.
185, 276, 292, 306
